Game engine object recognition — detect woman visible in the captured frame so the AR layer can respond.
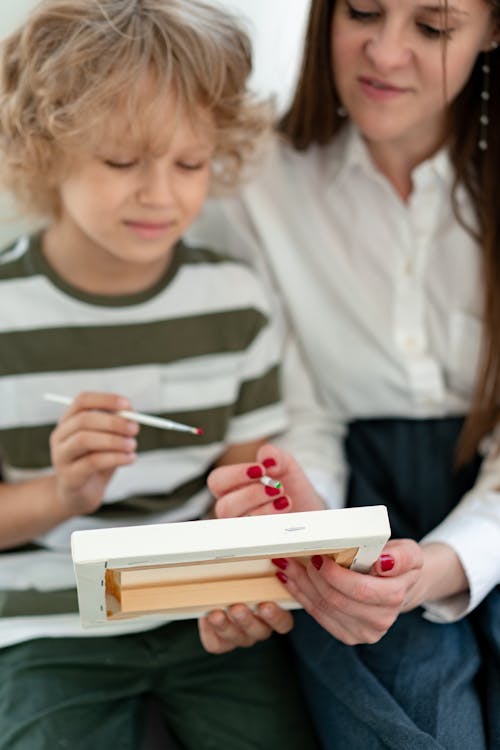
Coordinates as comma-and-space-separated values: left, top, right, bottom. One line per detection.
191, 0, 500, 747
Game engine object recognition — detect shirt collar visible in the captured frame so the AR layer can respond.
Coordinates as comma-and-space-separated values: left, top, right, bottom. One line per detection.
329, 121, 454, 191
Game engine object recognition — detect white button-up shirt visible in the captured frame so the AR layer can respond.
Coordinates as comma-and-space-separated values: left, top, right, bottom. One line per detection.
190, 124, 500, 622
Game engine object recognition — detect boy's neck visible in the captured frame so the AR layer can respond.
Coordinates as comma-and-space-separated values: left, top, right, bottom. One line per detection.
41, 222, 174, 297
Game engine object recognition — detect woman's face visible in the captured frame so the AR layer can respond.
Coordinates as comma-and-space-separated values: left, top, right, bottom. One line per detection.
331, 0, 496, 158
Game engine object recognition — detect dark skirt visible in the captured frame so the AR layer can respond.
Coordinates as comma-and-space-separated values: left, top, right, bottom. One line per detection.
291, 418, 500, 750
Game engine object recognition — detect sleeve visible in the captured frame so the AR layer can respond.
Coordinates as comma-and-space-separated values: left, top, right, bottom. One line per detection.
274, 334, 346, 509
189, 198, 347, 507
420, 431, 500, 622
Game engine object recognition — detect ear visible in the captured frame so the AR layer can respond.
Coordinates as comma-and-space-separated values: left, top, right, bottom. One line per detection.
482, 39, 498, 53
483, 19, 500, 52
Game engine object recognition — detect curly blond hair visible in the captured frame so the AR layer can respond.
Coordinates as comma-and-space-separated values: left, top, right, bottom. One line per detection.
0, 0, 272, 218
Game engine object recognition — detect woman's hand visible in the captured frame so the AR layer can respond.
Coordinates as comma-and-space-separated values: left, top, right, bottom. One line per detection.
270, 539, 424, 645
49, 391, 138, 517
203, 446, 467, 652
198, 541, 425, 653
208, 443, 326, 518
270, 539, 469, 644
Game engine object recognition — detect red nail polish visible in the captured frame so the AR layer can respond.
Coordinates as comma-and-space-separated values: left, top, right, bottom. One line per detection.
246, 465, 263, 479
311, 555, 323, 570
271, 558, 288, 570
262, 457, 277, 468
273, 496, 289, 510
265, 485, 281, 496
276, 571, 288, 584
379, 554, 395, 572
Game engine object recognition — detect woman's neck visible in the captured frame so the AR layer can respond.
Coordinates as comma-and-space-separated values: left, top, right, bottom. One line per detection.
364, 130, 446, 203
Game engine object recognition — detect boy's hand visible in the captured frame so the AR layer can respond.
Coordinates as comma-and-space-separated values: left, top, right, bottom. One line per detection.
208, 443, 326, 518
49, 392, 138, 516
198, 602, 294, 653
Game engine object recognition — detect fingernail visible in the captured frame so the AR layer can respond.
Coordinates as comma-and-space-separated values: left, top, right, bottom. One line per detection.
246, 465, 263, 479
276, 571, 288, 584
273, 496, 289, 510
271, 557, 288, 570
379, 554, 395, 572
265, 485, 281, 497
311, 555, 323, 570
209, 611, 226, 626
262, 457, 277, 468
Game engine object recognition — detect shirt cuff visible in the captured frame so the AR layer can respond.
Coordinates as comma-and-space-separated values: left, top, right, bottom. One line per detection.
420, 490, 500, 623
303, 467, 346, 510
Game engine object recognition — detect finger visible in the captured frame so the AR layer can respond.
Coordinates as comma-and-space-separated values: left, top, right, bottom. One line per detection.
256, 443, 309, 488
198, 613, 236, 654
255, 601, 294, 634
215, 491, 291, 518
254, 443, 288, 477
198, 608, 263, 652
277, 556, 405, 615
275, 560, 399, 644
70, 391, 132, 416
58, 450, 136, 487
213, 476, 289, 517
246, 496, 291, 515
371, 538, 424, 578
52, 410, 139, 445
225, 604, 275, 640
208, 454, 290, 500
53, 430, 137, 466
208, 462, 259, 499
306, 555, 407, 609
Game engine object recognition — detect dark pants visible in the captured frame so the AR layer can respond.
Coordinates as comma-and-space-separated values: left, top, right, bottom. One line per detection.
291, 418, 500, 749
0, 620, 320, 750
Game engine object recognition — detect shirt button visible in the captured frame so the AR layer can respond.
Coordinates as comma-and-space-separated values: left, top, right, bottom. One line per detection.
404, 335, 418, 352
404, 260, 414, 275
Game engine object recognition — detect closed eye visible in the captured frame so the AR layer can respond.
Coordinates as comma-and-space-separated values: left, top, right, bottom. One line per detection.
177, 161, 207, 171
346, 2, 379, 22
103, 160, 138, 169
417, 22, 454, 39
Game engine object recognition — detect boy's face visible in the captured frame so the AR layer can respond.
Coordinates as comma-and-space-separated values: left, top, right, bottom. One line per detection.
47, 103, 216, 293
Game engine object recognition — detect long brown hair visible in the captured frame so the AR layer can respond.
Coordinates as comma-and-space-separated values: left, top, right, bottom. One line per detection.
279, 0, 500, 462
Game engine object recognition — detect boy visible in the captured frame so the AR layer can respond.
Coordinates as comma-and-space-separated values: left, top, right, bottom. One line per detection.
0, 1, 319, 748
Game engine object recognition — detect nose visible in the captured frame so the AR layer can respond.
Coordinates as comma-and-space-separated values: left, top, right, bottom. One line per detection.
364, 24, 411, 71
137, 162, 174, 207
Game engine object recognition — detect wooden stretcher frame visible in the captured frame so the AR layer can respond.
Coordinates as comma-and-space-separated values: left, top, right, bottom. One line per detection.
71, 506, 390, 627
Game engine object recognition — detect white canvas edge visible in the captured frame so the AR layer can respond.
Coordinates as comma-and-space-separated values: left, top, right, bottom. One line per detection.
71, 506, 390, 627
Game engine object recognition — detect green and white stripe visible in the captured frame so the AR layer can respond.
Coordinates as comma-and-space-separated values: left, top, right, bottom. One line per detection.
0, 235, 286, 641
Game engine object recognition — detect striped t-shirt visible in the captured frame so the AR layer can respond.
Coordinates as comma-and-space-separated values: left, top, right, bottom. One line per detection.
0, 234, 287, 646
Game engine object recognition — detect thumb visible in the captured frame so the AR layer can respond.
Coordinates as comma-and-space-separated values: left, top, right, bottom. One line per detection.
255, 443, 288, 474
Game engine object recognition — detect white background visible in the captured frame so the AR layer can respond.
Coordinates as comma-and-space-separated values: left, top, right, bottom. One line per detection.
0, 0, 310, 246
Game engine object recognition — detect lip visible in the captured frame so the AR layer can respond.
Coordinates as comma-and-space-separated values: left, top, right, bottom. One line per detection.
358, 76, 410, 101
124, 219, 174, 240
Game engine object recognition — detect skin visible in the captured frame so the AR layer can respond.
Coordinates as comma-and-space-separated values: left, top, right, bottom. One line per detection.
0, 93, 265, 550
43, 93, 216, 297
199, 0, 498, 653
332, 0, 497, 198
